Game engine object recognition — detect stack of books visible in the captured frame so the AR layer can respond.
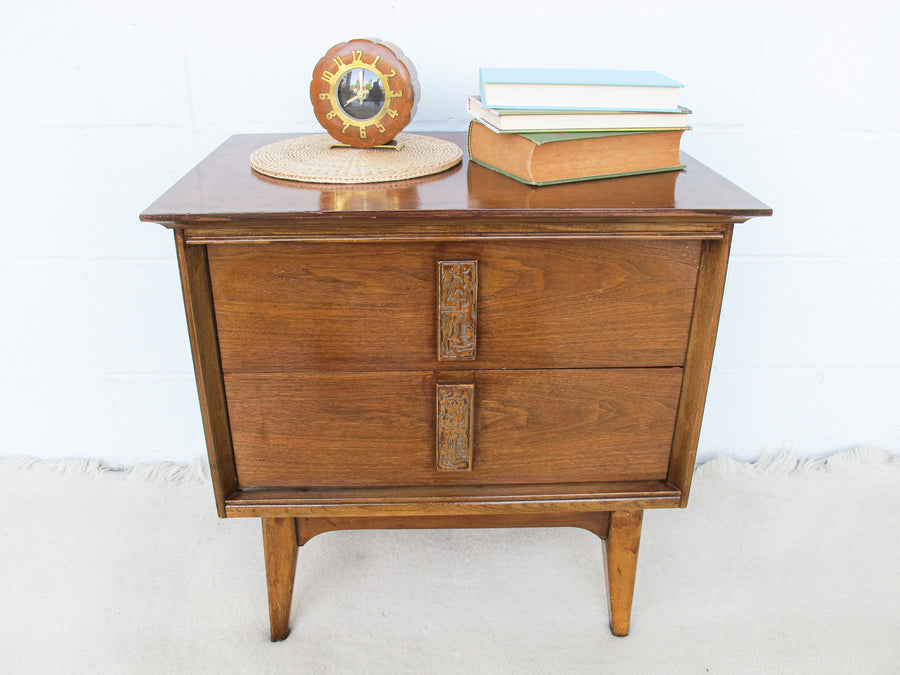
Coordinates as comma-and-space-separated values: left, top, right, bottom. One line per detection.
467, 68, 690, 186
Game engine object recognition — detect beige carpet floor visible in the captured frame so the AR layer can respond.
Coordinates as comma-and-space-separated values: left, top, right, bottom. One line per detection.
1, 449, 898, 673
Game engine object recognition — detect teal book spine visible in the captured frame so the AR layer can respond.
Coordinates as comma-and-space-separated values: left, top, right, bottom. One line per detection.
479, 68, 683, 88
478, 68, 684, 112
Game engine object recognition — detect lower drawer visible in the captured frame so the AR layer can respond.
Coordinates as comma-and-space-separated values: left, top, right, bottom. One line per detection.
226, 369, 682, 488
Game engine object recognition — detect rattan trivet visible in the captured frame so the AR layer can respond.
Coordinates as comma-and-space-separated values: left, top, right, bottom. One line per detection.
249, 133, 463, 184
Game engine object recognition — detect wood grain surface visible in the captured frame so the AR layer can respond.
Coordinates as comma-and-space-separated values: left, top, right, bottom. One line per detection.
261, 517, 298, 641
668, 231, 735, 505
174, 232, 237, 516
294, 512, 612, 545
141, 132, 773, 642
208, 238, 701, 372
226, 368, 683, 488
224, 480, 681, 518
604, 509, 644, 636
140, 133, 772, 227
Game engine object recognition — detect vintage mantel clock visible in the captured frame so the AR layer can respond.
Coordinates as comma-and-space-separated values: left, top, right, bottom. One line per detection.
249, 39, 457, 184
310, 39, 419, 148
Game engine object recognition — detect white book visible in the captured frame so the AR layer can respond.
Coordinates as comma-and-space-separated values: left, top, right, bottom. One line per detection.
467, 96, 691, 133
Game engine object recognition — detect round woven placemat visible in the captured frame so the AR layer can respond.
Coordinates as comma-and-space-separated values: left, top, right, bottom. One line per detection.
249, 133, 463, 184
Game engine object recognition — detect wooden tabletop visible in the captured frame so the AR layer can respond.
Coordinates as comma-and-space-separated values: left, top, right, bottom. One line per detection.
140, 132, 771, 227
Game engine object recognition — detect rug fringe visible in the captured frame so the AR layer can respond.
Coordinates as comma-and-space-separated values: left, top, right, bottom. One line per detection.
696, 446, 897, 477
2, 447, 896, 482
0, 455, 210, 483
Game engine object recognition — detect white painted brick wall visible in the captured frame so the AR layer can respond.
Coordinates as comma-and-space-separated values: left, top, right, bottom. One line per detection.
1, 0, 897, 464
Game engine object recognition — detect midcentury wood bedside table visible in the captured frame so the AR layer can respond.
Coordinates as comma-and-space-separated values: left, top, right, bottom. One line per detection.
141, 133, 771, 641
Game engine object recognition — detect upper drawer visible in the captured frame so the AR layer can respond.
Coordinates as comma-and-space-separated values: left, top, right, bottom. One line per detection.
208, 238, 701, 372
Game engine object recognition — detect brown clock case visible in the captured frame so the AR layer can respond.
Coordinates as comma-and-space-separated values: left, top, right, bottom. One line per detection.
310, 38, 419, 149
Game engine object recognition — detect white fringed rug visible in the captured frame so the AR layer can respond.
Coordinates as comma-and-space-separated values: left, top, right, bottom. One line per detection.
1, 449, 898, 674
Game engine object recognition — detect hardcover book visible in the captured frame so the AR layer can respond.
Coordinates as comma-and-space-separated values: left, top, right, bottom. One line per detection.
467, 96, 691, 133
466, 160, 678, 208
479, 68, 683, 111
467, 120, 686, 186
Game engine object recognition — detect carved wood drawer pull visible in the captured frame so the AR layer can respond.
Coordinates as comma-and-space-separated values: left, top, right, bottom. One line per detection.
438, 260, 477, 360
436, 383, 474, 471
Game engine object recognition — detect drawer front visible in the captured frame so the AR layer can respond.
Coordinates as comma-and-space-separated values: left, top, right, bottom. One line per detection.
226, 368, 682, 488
208, 239, 701, 371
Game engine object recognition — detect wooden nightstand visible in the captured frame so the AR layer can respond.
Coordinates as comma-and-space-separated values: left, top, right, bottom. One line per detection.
141, 133, 771, 641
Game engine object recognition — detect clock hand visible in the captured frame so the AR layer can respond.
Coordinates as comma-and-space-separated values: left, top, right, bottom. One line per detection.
345, 84, 370, 104
344, 90, 370, 109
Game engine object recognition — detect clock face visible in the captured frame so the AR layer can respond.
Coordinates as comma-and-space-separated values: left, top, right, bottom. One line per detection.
310, 39, 418, 149
336, 68, 385, 121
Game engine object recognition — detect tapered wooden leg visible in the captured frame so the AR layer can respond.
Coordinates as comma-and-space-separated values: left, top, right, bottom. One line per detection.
603, 509, 643, 636
261, 517, 299, 641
